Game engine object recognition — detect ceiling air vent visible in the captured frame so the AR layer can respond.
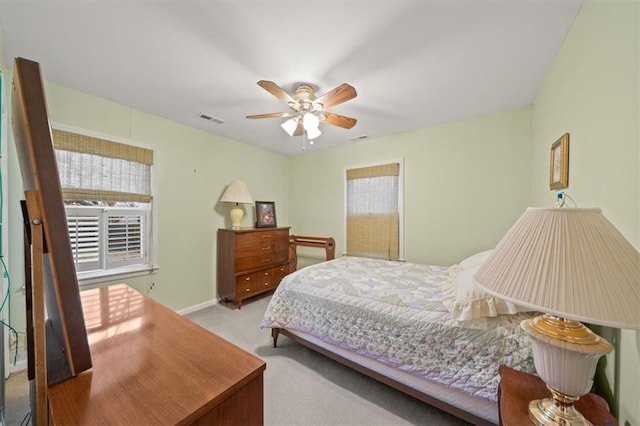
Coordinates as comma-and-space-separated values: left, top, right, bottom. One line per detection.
349, 135, 368, 141
198, 113, 225, 125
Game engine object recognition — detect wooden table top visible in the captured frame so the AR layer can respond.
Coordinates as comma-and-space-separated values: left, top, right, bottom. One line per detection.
499, 365, 617, 426
48, 284, 266, 425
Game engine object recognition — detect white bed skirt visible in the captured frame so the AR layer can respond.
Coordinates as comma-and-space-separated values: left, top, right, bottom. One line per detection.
282, 328, 498, 425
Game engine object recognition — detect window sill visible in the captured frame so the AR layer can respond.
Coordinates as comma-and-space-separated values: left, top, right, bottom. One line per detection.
78, 265, 159, 286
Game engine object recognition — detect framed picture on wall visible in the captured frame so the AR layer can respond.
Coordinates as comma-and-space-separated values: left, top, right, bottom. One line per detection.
550, 133, 570, 190
256, 201, 277, 228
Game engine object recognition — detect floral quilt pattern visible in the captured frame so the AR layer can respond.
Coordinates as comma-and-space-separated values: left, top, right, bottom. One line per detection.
262, 256, 536, 402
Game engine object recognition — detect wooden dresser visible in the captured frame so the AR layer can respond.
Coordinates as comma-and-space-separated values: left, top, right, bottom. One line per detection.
217, 227, 291, 308
48, 284, 266, 425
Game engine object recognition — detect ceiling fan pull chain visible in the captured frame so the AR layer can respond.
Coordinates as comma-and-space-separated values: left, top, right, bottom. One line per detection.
302, 129, 306, 151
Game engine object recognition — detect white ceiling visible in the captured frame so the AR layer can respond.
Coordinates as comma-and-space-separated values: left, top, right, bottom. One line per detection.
1, 1, 582, 157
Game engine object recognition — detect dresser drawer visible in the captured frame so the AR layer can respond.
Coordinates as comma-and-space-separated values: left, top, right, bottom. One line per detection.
236, 269, 275, 296
273, 263, 289, 283
255, 269, 276, 292
235, 231, 273, 252
236, 253, 273, 272
236, 273, 257, 296
235, 231, 275, 271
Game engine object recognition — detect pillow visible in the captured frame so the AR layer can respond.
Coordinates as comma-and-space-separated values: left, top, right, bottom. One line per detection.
442, 251, 531, 321
457, 249, 493, 269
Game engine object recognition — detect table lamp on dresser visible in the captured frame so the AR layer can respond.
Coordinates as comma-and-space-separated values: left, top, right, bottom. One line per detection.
220, 180, 253, 229
474, 207, 640, 426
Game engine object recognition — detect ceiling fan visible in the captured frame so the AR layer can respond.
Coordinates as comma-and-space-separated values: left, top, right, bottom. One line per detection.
246, 80, 358, 139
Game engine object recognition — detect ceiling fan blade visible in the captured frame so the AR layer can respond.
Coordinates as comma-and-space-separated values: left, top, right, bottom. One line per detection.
246, 112, 293, 119
320, 112, 357, 129
257, 80, 294, 103
315, 83, 357, 110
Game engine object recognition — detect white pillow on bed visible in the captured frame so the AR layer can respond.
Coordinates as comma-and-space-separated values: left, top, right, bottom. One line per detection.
443, 250, 531, 321
457, 249, 493, 269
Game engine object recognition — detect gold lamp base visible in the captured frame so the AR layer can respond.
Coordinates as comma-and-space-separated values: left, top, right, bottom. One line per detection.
521, 314, 613, 426
528, 392, 592, 426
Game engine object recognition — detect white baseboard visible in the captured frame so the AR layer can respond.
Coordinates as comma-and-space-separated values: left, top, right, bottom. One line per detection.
9, 359, 27, 374
177, 299, 218, 315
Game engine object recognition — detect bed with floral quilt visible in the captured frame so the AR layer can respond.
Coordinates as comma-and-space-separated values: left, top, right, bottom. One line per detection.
261, 253, 537, 425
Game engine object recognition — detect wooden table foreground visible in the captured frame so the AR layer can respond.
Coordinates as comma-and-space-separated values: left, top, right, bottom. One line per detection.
48, 284, 266, 425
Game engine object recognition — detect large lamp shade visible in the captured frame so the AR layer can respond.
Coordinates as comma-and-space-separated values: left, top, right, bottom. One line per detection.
474, 207, 639, 328
474, 207, 640, 425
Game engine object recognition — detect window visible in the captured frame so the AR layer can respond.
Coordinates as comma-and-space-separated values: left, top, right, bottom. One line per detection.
53, 128, 154, 281
66, 206, 149, 272
345, 162, 402, 260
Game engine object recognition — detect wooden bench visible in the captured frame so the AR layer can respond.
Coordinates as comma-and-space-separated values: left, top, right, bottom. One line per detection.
288, 235, 336, 272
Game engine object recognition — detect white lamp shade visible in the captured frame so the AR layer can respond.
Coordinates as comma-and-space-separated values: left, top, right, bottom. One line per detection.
281, 118, 298, 136
220, 180, 254, 204
281, 114, 323, 139
303, 112, 320, 129
474, 207, 640, 329
303, 113, 321, 140
306, 126, 321, 140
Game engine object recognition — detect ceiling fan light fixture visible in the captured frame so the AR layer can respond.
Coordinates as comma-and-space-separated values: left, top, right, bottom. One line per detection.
303, 112, 319, 129
281, 118, 298, 136
249, 80, 357, 143
306, 125, 321, 140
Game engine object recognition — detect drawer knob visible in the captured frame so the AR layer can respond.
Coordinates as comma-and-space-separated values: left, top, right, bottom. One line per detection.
245, 288, 251, 292
264, 282, 269, 286
245, 277, 251, 281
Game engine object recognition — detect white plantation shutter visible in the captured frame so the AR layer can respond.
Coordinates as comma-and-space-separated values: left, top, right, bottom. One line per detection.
66, 210, 100, 272
106, 212, 145, 267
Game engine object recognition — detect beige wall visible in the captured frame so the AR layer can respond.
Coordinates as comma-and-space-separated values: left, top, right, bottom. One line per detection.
531, 1, 639, 423
290, 2, 640, 422
289, 107, 533, 266
5, 76, 290, 353
2, 2, 638, 422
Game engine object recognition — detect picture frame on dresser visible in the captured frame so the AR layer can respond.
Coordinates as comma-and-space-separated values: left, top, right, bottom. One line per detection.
256, 201, 277, 228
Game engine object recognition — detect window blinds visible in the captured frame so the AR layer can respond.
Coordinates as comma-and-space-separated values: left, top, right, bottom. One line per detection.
346, 163, 399, 261
52, 129, 153, 203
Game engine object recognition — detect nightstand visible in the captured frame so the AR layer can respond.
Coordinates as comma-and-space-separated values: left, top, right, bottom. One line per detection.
498, 365, 617, 426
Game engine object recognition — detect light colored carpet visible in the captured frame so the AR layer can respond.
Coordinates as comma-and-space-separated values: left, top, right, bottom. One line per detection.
5, 369, 30, 426
3, 291, 472, 425
187, 293, 471, 426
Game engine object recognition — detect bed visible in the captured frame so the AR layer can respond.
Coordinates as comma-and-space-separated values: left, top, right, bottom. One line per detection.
261, 252, 537, 425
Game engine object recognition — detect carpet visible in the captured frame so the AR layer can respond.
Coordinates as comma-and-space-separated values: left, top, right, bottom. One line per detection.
187, 293, 471, 426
